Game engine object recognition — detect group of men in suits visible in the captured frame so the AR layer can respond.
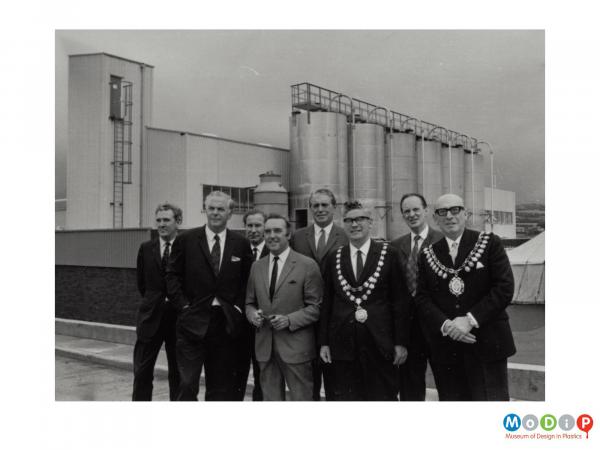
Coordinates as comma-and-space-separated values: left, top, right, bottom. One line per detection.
132, 187, 515, 401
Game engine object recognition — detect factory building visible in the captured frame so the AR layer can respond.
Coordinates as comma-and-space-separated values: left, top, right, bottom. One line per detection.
57, 51, 517, 328
66, 53, 288, 231
63, 53, 513, 240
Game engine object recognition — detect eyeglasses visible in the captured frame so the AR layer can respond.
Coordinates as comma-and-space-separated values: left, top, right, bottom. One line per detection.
434, 206, 464, 217
343, 216, 371, 224
310, 203, 331, 209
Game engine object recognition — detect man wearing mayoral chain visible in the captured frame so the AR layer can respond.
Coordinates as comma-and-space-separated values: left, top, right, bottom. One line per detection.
319, 201, 410, 400
415, 193, 516, 401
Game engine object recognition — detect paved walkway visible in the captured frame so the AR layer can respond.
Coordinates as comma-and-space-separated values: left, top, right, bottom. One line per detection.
55, 334, 439, 401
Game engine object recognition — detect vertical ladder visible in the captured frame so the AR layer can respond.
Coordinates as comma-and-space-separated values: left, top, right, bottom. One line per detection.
111, 81, 133, 228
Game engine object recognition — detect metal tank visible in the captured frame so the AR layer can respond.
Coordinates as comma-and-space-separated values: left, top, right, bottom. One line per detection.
464, 149, 485, 231
253, 172, 288, 217
289, 112, 348, 227
349, 122, 386, 239
385, 132, 418, 239
417, 139, 443, 229
441, 144, 465, 198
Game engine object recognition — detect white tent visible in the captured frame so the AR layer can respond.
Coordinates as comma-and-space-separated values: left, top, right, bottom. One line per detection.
507, 232, 545, 304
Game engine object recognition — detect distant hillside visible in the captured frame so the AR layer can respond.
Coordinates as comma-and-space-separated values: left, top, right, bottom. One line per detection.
516, 203, 545, 211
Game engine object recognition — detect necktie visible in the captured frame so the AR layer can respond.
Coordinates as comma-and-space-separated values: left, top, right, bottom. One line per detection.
407, 235, 420, 296
316, 228, 326, 260
253, 247, 259, 261
211, 234, 221, 275
356, 250, 364, 280
449, 241, 459, 265
269, 256, 279, 300
161, 241, 171, 273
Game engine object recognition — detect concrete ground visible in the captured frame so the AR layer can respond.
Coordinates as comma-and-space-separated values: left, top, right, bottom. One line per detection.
56, 354, 199, 401
55, 304, 544, 401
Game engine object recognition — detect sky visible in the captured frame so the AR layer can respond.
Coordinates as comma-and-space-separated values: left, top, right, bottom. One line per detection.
55, 30, 544, 203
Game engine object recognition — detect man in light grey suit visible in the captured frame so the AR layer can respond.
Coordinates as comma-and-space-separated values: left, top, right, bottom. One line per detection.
246, 214, 323, 401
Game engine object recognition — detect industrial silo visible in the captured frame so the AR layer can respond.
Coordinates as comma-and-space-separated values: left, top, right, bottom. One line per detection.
386, 131, 418, 239
417, 139, 443, 228
289, 112, 348, 227
464, 149, 485, 231
349, 122, 386, 239
441, 144, 465, 198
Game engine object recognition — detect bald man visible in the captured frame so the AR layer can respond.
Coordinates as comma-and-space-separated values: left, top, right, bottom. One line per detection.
414, 194, 516, 401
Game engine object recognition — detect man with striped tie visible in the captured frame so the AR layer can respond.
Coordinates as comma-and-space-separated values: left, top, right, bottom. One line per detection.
391, 193, 442, 401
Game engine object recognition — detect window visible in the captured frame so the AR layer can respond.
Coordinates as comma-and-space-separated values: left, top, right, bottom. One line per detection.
485, 210, 514, 225
109, 75, 122, 119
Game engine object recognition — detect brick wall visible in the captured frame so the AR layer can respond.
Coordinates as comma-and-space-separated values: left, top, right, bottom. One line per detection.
55, 266, 140, 326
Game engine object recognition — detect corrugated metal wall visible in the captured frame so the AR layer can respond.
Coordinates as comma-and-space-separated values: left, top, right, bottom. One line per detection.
55, 229, 151, 268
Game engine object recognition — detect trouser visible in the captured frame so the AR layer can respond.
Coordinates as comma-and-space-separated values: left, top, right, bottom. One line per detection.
249, 329, 263, 401
431, 352, 509, 401
259, 341, 313, 401
232, 321, 253, 401
330, 326, 398, 401
175, 306, 237, 401
398, 317, 430, 401
132, 308, 179, 401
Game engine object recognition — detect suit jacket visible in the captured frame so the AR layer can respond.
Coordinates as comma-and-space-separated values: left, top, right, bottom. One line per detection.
250, 242, 269, 261
245, 249, 322, 364
290, 223, 348, 274
136, 238, 175, 341
166, 226, 253, 341
319, 240, 410, 361
415, 228, 516, 364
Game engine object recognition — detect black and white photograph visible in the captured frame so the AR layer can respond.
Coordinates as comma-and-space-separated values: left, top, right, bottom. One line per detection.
3, 1, 599, 448
54, 29, 544, 403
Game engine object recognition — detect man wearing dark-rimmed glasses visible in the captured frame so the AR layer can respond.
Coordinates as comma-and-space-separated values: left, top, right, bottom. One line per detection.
415, 193, 516, 401
319, 201, 410, 400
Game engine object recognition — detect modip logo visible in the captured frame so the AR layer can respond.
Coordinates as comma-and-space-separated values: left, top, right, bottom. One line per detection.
503, 414, 521, 432
577, 414, 594, 439
503, 413, 593, 440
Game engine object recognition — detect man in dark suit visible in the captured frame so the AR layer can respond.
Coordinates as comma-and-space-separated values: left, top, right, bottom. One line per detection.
246, 214, 323, 401
166, 191, 253, 401
319, 202, 410, 400
415, 193, 516, 401
391, 193, 442, 401
133, 202, 182, 401
290, 188, 348, 400
236, 209, 270, 401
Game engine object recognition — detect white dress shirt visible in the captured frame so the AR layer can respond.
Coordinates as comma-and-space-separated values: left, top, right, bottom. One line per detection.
349, 239, 371, 279
268, 246, 291, 286
251, 240, 266, 261
205, 227, 227, 268
440, 231, 479, 335
159, 236, 176, 258
410, 225, 429, 253
159, 236, 176, 302
314, 222, 333, 248
205, 227, 227, 307
444, 232, 464, 256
